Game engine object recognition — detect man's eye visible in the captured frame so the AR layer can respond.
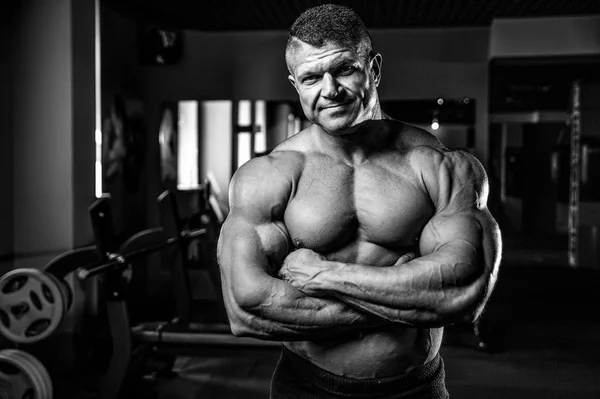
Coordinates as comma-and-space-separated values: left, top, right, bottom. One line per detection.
303, 75, 320, 84
338, 66, 355, 75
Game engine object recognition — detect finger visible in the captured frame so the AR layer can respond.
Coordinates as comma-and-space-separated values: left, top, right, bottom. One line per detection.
394, 252, 415, 266
278, 269, 289, 279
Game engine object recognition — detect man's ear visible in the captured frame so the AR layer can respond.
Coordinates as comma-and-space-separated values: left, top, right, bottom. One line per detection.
370, 53, 382, 87
288, 75, 299, 93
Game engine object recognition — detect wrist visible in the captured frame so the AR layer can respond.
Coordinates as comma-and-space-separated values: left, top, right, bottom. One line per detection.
316, 260, 341, 294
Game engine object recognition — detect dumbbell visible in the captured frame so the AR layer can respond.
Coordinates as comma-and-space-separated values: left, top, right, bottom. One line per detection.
0, 268, 73, 345
0, 348, 53, 399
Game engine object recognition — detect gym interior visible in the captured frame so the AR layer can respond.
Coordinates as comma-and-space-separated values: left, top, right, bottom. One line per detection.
1, 1, 600, 398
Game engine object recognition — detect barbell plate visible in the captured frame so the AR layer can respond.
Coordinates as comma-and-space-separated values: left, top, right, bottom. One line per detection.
0, 349, 52, 399
0, 269, 65, 344
3, 350, 46, 399
46, 273, 72, 315
0, 367, 31, 399
9, 350, 53, 399
0, 358, 31, 399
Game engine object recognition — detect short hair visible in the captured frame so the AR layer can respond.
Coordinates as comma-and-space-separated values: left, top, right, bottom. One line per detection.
285, 4, 373, 73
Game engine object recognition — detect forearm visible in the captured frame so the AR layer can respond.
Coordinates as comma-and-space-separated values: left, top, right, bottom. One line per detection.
331, 295, 438, 327
225, 277, 387, 340
316, 243, 488, 327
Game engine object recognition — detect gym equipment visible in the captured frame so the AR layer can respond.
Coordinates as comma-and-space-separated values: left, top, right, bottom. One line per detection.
563, 81, 600, 269
66, 194, 210, 399
76, 220, 205, 282
0, 349, 53, 399
182, 185, 228, 323
129, 190, 280, 351
38, 246, 113, 382
0, 244, 105, 347
44, 195, 136, 399
567, 80, 581, 268
0, 190, 232, 398
0, 196, 138, 399
75, 194, 208, 328
0, 191, 277, 399
42, 246, 104, 336
0, 268, 72, 344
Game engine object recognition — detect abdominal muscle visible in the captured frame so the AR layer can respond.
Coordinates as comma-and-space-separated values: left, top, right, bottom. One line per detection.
283, 240, 443, 379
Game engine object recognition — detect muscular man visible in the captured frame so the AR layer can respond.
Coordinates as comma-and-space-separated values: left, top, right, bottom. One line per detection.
217, 4, 501, 398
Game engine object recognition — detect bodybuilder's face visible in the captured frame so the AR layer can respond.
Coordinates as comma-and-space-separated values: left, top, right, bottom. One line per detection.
287, 40, 382, 135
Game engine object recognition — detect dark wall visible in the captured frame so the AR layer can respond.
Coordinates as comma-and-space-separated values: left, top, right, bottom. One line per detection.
521, 123, 563, 235
0, 0, 98, 256
71, 0, 97, 247
0, 3, 15, 256
11, 0, 99, 254
100, 4, 148, 239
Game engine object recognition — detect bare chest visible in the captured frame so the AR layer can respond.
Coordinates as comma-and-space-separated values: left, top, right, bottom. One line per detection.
284, 158, 434, 254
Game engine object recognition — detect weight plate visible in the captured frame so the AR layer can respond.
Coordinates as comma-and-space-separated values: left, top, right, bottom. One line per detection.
0, 349, 52, 399
0, 269, 65, 344
19, 350, 52, 399
46, 273, 72, 315
5, 350, 46, 399
10, 349, 53, 399
0, 361, 31, 399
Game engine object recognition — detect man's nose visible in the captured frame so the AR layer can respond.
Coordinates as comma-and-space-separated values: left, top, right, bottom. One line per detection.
321, 73, 340, 98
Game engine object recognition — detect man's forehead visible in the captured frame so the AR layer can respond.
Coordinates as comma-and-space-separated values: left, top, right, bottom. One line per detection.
289, 41, 360, 74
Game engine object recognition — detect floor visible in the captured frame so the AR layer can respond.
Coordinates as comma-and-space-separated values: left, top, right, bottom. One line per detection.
2, 233, 600, 398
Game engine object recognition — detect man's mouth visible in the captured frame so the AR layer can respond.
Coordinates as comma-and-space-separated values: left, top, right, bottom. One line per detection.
322, 102, 350, 110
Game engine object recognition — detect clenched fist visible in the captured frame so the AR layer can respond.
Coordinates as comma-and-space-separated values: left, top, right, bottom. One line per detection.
278, 248, 330, 297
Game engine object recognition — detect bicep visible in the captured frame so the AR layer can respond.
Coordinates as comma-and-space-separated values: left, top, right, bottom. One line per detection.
419, 148, 496, 259
217, 154, 296, 300
419, 207, 501, 287
420, 151, 501, 271
218, 212, 291, 308
419, 211, 482, 257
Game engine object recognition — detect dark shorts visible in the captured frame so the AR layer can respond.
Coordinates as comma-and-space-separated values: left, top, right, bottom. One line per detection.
270, 346, 449, 399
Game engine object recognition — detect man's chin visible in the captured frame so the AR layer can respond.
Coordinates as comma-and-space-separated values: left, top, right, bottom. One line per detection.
322, 124, 355, 136
321, 119, 369, 136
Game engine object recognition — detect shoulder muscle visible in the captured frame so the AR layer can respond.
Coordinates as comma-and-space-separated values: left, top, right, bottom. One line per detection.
229, 151, 303, 222
413, 148, 489, 214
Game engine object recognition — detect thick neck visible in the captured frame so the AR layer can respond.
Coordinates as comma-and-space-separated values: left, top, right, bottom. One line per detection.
312, 111, 392, 165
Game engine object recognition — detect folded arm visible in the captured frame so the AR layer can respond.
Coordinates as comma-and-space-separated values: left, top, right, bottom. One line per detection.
218, 154, 385, 341
280, 149, 502, 328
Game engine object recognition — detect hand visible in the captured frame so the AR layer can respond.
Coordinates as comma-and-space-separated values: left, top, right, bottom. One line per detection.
279, 249, 329, 297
